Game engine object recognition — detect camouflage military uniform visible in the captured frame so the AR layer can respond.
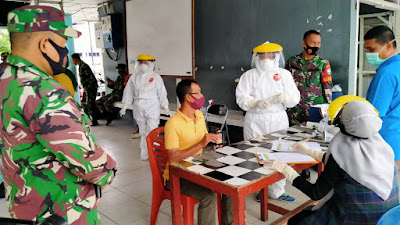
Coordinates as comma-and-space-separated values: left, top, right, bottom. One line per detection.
285, 54, 333, 125
96, 74, 125, 115
78, 61, 99, 120
0, 54, 117, 224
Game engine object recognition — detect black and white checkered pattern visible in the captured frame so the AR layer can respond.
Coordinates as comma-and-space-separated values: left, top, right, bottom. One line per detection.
182, 126, 327, 187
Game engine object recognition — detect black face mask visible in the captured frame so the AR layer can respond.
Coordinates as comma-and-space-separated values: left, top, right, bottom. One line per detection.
304, 43, 319, 55
42, 39, 69, 75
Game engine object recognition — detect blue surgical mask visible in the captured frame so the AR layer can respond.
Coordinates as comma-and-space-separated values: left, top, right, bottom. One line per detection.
366, 39, 395, 67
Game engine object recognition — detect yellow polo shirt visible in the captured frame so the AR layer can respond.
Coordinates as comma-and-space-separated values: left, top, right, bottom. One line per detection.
163, 108, 208, 183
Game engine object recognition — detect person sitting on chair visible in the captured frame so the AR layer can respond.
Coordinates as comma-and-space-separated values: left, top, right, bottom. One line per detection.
266, 96, 399, 225
96, 63, 127, 125
163, 79, 233, 225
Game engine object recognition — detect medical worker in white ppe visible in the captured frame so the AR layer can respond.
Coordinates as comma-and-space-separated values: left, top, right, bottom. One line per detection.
236, 42, 300, 201
120, 54, 169, 160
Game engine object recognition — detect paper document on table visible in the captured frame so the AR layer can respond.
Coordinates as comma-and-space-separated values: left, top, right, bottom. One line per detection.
270, 140, 322, 152
287, 127, 304, 133
271, 140, 295, 152
256, 152, 318, 164
270, 133, 290, 138
293, 132, 314, 139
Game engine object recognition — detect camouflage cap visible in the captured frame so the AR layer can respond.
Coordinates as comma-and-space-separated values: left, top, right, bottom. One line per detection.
7, 5, 81, 38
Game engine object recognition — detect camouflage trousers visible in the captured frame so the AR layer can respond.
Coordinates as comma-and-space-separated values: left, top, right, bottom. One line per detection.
82, 91, 99, 121
96, 94, 121, 115
287, 103, 309, 126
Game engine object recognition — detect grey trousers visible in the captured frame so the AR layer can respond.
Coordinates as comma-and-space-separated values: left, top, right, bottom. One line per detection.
166, 179, 233, 225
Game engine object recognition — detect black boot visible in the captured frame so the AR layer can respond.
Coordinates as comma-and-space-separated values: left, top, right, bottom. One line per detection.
91, 119, 99, 126
91, 113, 99, 126
106, 113, 113, 126
0, 182, 5, 198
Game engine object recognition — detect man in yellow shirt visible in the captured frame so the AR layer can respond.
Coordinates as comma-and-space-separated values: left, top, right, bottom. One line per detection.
164, 79, 233, 225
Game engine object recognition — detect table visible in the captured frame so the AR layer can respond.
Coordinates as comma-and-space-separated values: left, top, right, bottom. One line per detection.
169, 127, 325, 225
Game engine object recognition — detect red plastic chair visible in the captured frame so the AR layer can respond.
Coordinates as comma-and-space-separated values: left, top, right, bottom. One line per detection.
146, 127, 199, 225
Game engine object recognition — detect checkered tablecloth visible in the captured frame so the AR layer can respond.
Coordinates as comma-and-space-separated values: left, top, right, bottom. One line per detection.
180, 126, 328, 187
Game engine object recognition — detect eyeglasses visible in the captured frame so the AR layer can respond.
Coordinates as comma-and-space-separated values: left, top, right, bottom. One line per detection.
189, 92, 202, 95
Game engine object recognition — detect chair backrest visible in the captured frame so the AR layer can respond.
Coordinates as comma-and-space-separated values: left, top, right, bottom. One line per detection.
376, 205, 400, 225
205, 104, 229, 131
146, 127, 167, 189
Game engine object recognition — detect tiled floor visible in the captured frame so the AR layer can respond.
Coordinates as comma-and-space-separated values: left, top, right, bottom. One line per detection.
0, 119, 317, 224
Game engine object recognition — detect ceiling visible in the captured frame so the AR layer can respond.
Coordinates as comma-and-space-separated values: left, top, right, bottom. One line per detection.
5, 0, 109, 23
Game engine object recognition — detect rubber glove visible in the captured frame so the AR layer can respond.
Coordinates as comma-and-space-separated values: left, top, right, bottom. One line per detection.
272, 93, 288, 104
248, 99, 271, 109
119, 104, 129, 117
292, 141, 325, 161
264, 160, 300, 182
162, 104, 170, 116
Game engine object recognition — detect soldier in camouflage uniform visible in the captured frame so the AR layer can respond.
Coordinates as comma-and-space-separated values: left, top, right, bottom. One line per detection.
0, 52, 9, 77
71, 53, 100, 126
286, 30, 333, 126
96, 64, 126, 125
0, 5, 117, 224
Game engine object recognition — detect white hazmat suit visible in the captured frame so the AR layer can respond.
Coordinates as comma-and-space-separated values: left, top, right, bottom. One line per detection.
121, 60, 169, 160
236, 45, 300, 198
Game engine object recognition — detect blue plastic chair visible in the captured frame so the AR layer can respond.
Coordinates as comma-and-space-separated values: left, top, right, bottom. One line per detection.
376, 205, 400, 225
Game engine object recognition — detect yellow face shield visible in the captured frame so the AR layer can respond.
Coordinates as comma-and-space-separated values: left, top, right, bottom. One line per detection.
328, 95, 379, 121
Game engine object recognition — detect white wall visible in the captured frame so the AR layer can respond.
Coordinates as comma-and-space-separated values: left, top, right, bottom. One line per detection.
72, 22, 104, 80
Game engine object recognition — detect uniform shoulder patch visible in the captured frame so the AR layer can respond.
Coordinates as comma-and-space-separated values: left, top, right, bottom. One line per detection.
322, 62, 332, 83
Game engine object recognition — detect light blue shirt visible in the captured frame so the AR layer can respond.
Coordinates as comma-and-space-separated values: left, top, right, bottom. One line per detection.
367, 54, 400, 160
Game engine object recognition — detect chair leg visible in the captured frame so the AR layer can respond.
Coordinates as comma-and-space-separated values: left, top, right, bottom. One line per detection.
217, 193, 222, 225
150, 195, 163, 225
182, 199, 195, 225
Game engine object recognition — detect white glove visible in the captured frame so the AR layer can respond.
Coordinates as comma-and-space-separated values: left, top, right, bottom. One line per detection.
248, 98, 258, 108
162, 104, 170, 116
292, 141, 325, 161
264, 160, 299, 182
256, 100, 271, 109
272, 93, 287, 104
248, 99, 271, 109
119, 104, 129, 117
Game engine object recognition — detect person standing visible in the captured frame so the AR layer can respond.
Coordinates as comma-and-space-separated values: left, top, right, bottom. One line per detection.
0, 52, 9, 76
0, 6, 117, 224
236, 42, 300, 201
364, 26, 400, 174
71, 53, 100, 125
286, 30, 333, 126
120, 54, 169, 160
96, 63, 126, 125
0, 52, 10, 197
